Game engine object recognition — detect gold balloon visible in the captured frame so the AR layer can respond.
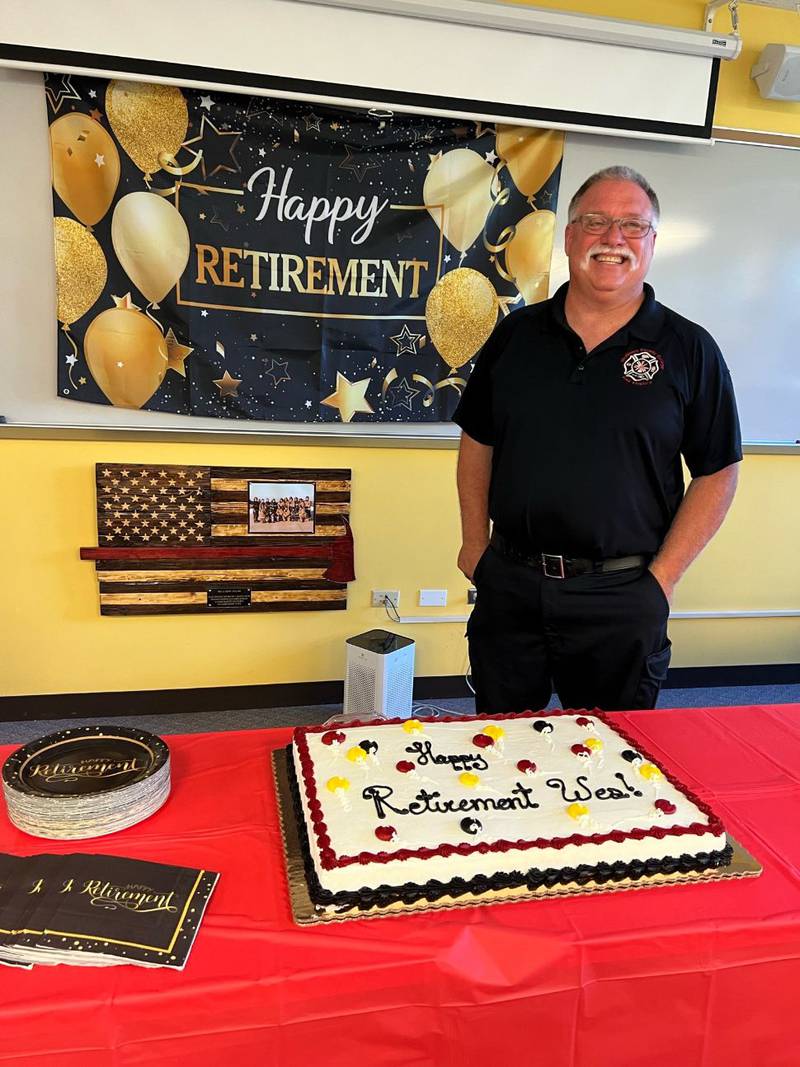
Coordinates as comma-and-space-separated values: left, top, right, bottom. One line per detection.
496, 126, 564, 199
53, 217, 107, 325
105, 81, 188, 176
423, 149, 495, 253
112, 192, 190, 304
84, 307, 168, 409
426, 268, 499, 371
49, 114, 121, 227
506, 210, 557, 305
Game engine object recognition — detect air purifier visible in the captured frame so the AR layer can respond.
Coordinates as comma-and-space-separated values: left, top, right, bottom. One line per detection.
343, 629, 415, 719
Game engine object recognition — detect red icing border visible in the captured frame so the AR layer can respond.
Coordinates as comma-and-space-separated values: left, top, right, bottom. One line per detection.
293, 710, 726, 871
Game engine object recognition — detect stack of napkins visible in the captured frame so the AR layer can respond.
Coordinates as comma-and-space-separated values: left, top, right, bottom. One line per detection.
2, 726, 170, 839
0, 853, 218, 969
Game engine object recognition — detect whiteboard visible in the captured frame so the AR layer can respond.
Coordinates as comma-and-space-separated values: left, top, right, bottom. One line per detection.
1, 67, 797, 444
552, 133, 800, 446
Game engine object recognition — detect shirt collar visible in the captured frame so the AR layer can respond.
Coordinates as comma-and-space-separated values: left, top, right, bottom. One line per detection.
547, 281, 666, 345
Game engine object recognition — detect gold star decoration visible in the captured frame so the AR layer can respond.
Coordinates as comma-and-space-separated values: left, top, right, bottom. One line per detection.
385, 376, 420, 413
321, 372, 374, 423
183, 115, 243, 180
304, 112, 323, 132
429, 150, 443, 166
165, 329, 194, 377
111, 293, 140, 310
263, 358, 291, 386
89, 108, 103, 122
389, 324, 422, 356
213, 370, 242, 398
474, 122, 496, 139
44, 74, 80, 114
339, 144, 382, 182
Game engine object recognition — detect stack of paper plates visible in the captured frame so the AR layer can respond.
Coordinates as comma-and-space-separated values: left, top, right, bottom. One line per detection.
2, 726, 170, 839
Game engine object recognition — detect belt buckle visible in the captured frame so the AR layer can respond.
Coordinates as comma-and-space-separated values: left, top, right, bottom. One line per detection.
541, 553, 565, 579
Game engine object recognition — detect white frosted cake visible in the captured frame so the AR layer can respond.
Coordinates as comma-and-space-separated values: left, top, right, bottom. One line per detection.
288, 711, 730, 912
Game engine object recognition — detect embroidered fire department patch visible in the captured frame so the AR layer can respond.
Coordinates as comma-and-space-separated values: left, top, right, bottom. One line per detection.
622, 350, 663, 384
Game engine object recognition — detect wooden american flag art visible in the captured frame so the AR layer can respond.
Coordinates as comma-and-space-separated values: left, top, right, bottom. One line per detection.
80, 464, 354, 615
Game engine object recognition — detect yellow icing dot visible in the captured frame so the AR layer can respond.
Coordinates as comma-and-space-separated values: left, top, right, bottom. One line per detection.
638, 763, 662, 780
585, 738, 603, 751
326, 776, 350, 792
459, 772, 480, 788
402, 719, 424, 734
346, 746, 367, 762
483, 725, 505, 741
566, 802, 590, 819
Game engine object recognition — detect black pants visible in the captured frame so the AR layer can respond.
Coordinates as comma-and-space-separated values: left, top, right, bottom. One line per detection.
467, 546, 672, 713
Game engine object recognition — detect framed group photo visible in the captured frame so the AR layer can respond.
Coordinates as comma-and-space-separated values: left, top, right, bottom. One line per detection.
247, 482, 316, 535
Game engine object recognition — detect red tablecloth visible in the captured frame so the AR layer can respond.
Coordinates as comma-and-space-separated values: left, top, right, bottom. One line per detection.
3, 706, 800, 1066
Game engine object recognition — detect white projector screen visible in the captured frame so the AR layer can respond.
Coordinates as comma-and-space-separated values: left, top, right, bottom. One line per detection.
0, 0, 720, 141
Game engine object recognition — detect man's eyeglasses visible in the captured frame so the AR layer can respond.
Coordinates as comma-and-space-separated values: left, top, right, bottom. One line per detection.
571, 214, 656, 238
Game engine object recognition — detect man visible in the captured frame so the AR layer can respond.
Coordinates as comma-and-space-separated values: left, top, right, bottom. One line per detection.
453, 165, 741, 713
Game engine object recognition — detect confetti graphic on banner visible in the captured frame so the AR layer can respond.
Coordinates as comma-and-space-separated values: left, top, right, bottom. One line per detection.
46, 74, 564, 424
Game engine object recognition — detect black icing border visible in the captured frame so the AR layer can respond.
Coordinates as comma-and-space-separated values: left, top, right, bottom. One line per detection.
285, 747, 733, 913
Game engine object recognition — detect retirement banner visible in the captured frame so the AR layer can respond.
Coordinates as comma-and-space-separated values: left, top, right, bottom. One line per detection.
47, 73, 564, 424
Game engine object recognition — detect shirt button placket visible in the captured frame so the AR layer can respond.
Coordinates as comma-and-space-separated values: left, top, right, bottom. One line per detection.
571, 347, 586, 383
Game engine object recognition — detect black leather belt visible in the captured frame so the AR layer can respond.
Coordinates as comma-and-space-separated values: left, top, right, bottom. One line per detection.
490, 530, 649, 579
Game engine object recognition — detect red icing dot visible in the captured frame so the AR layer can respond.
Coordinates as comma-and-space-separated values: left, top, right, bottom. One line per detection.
375, 825, 397, 842
396, 760, 415, 773
576, 717, 592, 727
321, 730, 345, 746
654, 799, 677, 815
517, 759, 537, 774
473, 733, 494, 748
571, 744, 591, 756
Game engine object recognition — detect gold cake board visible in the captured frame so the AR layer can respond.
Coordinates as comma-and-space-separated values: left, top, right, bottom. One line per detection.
271, 749, 761, 926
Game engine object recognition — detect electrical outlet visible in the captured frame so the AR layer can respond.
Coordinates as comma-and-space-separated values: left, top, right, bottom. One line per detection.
371, 589, 400, 608
467, 587, 477, 604
419, 588, 447, 607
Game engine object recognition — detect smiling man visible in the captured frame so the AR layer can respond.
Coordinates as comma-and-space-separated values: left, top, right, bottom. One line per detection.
453, 165, 741, 713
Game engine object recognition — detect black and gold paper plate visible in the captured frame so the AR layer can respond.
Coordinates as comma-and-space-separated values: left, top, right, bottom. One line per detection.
271, 749, 761, 925
3, 726, 168, 798
2, 727, 171, 839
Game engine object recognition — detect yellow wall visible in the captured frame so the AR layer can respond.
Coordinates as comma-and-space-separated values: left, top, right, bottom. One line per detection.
2, 0, 799, 699
0, 439, 467, 696
2, 439, 798, 697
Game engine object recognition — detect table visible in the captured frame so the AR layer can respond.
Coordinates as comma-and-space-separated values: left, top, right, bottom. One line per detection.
3, 705, 800, 1066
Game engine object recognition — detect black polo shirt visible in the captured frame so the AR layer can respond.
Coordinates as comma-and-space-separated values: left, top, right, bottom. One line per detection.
452, 282, 742, 559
